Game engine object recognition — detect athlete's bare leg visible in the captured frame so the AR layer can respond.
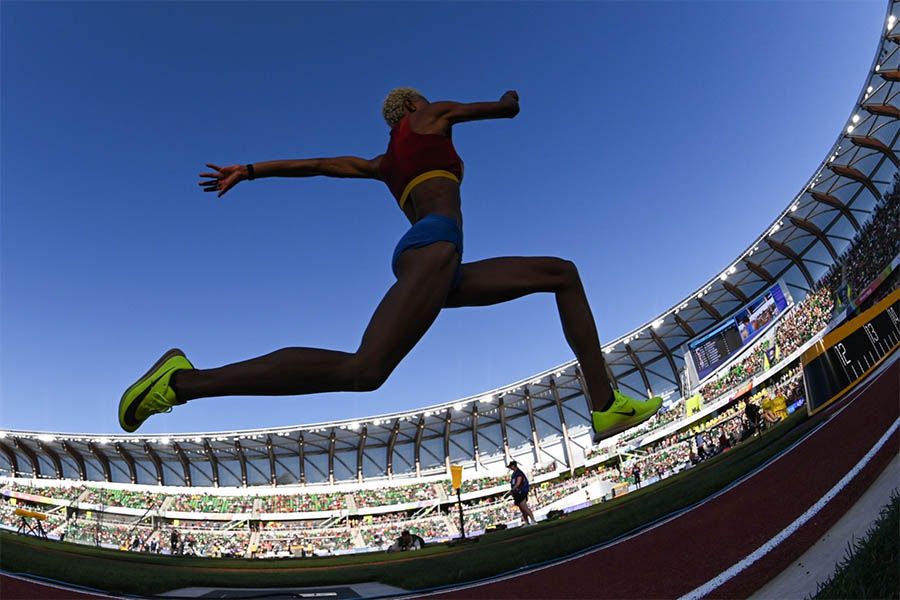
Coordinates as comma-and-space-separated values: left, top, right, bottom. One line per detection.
171, 242, 460, 401
444, 256, 614, 412
516, 500, 535, 524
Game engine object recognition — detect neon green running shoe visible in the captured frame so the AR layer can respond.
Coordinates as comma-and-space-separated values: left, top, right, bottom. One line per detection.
119, 348, 193, 433
592, 390, 663, 443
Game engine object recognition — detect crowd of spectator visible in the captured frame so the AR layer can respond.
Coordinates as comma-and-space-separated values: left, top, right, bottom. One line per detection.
531, 462, 559, 477
699, 341, 769, 402
170, 493, 255, 513
820, 193, 900, 305
442, 474, 508, 497
257, 491, 344, 513
83, 488, 163, 510
614, 396, 687, 448
352, 482, 435, 508
3, 482, 85, 502
460, 499, 520, 535
359, 514, 451, 547
256, 527, 353, 556
775, 286, 835, 358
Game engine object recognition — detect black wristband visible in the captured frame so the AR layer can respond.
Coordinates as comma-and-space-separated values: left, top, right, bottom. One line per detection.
246, 164, 256, 180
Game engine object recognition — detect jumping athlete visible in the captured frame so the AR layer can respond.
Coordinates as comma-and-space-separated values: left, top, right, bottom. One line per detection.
118, 88, 662, 442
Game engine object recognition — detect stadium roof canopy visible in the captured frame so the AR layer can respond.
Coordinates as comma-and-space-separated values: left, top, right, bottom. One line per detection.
3, 2, 899, 488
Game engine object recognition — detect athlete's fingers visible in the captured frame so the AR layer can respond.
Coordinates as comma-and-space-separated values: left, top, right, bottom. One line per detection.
206, 163, 223, 172
199, 172, 220, 179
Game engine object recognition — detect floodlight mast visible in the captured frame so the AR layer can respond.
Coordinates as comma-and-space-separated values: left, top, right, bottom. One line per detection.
457, 486, 465, 540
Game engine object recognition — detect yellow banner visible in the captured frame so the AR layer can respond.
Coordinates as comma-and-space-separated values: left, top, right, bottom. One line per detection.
685, 394, 702, 416
450, 464, 463, 490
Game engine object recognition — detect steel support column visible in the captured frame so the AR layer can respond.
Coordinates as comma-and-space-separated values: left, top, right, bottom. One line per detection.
414, 417, 425, 477
143, 443, 164, 485
548, 380, 574, 473
13, 439, 40, 478
87, 442, 111, 482
862, 103, 900, 119
649, 329, 684, 399
789, 216, 839, 261
766, 238, 814, 287
234, 440, 248, 486
523, 391, 541, 464
722, 281, 749, 304
809, 191, 861, 231
114, 442, 137, 484
62, 442, 87, 480
356, 426, 367, 483
174, 442, 193, 487
203, 440, 219, 487
849, 134, 900, 167
386, 421, 400, 479
624, 344, 652, 397
37, 442, 63, 479
0, 441, 20, 477
443, 411, 452, 472
498, 398, 511, 464
744, 259, 777, 285
328, 430, 336, 484
697, 298, 722, 321
298, 433, 306, 485
471, 405, 480, 466
266, 437, 276, 485
674, 314, 696, 338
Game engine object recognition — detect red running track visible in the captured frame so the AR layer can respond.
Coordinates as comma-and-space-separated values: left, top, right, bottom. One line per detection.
0, 573, 113, 599
435, 358, 899, 599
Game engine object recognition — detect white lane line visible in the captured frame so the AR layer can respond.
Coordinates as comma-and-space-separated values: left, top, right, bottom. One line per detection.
679, 416, 900, 600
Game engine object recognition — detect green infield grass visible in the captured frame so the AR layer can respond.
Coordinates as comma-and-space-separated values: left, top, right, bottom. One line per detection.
812, 489, 899, 600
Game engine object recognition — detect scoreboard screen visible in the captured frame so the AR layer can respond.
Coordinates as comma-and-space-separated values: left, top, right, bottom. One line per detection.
688, 282, 791, 380
803, 289, 900, 414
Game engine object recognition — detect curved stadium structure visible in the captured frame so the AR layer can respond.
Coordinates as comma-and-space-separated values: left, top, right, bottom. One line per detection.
1, 1, 899, 565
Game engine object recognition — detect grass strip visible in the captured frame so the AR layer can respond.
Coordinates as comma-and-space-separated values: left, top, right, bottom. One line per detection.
0, 410, 817, 596
811, 489, 899, 600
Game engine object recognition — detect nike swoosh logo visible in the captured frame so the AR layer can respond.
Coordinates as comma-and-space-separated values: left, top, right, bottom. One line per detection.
612, 409, 636, 417
123, 371, 169, 427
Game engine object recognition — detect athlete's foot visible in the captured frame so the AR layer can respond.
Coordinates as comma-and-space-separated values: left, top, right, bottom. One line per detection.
119, 348, 194, 433
591, 390, 663, 443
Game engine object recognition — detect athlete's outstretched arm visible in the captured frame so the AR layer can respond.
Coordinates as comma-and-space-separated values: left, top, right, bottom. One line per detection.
199, 155, 383, 197
428, 90, 520, 125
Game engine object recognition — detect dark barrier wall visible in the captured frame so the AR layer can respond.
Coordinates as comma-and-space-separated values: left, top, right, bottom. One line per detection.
802, 288, 900, 415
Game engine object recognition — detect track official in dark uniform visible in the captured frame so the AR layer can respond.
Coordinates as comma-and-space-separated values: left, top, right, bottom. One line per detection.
508, 461, 536, 526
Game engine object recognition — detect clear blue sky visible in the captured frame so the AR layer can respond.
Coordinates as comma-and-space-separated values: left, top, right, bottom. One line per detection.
1, 1, 884, 435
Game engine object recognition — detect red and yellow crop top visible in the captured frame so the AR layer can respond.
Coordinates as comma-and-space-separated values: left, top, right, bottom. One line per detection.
379, 115, 464, 208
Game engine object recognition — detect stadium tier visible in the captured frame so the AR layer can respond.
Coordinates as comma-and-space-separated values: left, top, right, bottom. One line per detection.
1, 2, 899, 561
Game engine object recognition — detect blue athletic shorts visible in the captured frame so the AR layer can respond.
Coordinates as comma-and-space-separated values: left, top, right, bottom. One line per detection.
391, 214, 463, 289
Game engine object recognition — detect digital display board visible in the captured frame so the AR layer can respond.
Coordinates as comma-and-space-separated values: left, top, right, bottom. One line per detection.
803, 289, 899, 414
689, 282, 791, 380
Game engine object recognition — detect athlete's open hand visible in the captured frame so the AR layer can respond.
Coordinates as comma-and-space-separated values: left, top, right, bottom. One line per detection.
199, 163, 246, 198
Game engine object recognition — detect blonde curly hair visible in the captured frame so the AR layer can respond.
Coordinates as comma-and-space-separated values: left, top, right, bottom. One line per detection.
382, 87, 423, 127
